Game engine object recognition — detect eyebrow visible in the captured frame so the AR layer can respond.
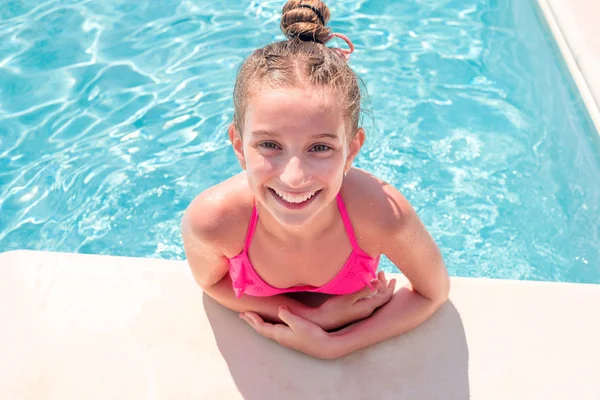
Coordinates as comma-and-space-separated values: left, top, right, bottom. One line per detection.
251, 130, 339, 140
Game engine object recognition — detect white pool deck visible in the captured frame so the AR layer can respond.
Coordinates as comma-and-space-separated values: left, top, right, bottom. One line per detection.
2, 2, 600, 400
541, 0, 600, 132
1, 250, 599, 400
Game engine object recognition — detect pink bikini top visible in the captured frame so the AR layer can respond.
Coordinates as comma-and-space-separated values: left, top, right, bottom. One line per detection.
227, 193, 380, 298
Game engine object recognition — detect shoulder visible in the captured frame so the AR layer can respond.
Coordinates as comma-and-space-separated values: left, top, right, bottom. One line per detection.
181, 173, 254, 256
340, 168, 416, 250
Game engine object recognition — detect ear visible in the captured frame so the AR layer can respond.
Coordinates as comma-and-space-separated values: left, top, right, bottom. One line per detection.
344, 128, 365, 173
228, 123, 247, 170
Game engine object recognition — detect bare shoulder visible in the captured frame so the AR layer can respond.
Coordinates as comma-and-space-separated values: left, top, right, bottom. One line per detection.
340, 168, 417, 250
181, 173, 254, 256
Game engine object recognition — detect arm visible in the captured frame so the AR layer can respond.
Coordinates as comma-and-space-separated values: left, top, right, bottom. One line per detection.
238, 194, 449, 360
182, 189, 396, 333
181, 203, 318, 324
329, 284, 445, 357
183, 215, 392, 329
328, 191, 450, 358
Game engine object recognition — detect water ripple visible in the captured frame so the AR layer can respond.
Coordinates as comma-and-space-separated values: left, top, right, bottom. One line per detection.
1, 0, 599, 284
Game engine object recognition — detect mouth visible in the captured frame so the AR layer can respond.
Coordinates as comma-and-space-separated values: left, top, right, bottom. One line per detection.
268, 188, 322, 209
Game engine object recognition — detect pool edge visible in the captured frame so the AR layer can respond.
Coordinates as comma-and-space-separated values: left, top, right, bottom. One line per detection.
1, 250, 599, 399
537, 0, 600, 134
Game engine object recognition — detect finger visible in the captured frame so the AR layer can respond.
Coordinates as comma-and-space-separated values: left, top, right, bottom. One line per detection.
243, 312, 297, 347
243, 312, 277, 340
277, 306, 301, 332
278, 306, 317, 332
244, 311, 264, 326
357, 279, 397, 311
389, 278, 397, 293
377, 271, 387, 293
240, 313, 262, 334
361, 287, 393, 309
239, 313, 254, 327
351, 281, 380, 303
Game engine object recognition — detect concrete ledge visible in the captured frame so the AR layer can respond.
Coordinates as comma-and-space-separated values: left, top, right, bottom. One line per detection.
1, 250, 599, 399
539, 0, 600, 133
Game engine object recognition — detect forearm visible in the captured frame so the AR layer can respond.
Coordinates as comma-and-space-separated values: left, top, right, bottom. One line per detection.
330, 285, 447, 357
203, 274, 317, 324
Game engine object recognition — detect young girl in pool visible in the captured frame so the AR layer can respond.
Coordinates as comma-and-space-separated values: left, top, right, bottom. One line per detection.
182, 0, 449, 359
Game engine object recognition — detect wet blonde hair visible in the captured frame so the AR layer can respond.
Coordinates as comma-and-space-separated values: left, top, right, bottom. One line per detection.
233, 0, 362, 138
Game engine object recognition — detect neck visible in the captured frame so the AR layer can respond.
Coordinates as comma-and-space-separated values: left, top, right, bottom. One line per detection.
255, 198, 339, 246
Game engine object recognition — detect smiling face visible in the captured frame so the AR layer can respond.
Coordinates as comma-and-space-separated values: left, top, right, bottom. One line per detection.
230, 87, 364, 227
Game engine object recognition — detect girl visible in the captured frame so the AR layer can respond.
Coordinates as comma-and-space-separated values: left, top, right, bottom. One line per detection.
181, 0, 449, 359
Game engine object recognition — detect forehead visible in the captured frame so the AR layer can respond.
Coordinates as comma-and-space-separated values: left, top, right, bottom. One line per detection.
243, 88, 346, 136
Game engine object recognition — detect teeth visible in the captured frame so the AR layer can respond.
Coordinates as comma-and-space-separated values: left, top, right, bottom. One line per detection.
273, 189, 318, 204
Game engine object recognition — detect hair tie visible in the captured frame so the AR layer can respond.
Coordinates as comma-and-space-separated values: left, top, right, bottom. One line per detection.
297, 4, 325, 25
327, 32, 355, 61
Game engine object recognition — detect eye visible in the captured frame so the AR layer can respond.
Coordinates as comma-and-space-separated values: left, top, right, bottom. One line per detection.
258, 141, 280, 150
310, 144, 332, 152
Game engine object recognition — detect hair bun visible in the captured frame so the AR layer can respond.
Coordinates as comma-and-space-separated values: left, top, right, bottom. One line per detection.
280, 0, 331, 44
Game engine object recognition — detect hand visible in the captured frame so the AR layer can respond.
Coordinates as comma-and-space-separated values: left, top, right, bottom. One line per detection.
240, 306, 339, 360
314, 271, 396, 331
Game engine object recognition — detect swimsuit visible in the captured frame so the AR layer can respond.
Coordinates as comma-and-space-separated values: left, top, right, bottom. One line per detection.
227, 193, 380, 298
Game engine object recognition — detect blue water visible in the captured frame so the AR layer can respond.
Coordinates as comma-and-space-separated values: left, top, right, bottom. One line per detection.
1, 0, 599, 283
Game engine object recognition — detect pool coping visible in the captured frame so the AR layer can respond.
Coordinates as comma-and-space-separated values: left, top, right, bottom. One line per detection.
537, 0, 600, 134
1, 249, 600, 399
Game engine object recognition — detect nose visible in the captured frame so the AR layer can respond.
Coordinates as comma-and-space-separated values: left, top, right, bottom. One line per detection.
280, 156, 310, 189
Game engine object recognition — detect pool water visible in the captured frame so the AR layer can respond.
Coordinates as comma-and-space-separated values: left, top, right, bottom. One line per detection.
1, 0, 599, 283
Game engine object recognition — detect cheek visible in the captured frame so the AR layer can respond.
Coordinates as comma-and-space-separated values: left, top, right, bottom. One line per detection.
245, 151, 276, 176
309, 155, 345, 179
322, 151, 346, 169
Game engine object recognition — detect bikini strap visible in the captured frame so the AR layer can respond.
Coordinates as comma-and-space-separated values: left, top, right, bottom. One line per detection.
335, 193, 364, 254
243, 204, 259, 253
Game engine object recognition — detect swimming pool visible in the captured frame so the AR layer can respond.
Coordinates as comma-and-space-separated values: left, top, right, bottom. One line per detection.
1, 0, 599, 283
